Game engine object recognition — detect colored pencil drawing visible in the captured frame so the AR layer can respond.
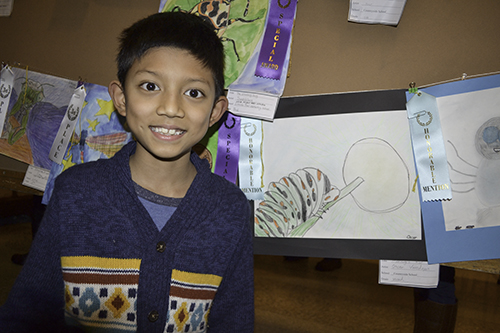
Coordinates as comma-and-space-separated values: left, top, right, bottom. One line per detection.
160, 0, 268, 87
255, 167, 364, 237
257, 111, 421, 240
436, 86, 500, 231
445, 117, 500, 230
42, 83, 133, 204
0, 67, 78, 168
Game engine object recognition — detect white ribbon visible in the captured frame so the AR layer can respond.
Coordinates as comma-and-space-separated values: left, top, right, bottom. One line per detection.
49, 85, 86, 164
238, 117, 264, 200
406, 91, 452, 201
0, 66, 15, 136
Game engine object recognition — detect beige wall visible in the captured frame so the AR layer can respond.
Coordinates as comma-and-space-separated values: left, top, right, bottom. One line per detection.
1, 0, 500, 171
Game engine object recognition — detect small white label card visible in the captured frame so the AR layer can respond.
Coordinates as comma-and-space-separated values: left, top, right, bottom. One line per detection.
349, 0, 407, 26
227, 90, 280, 121
379, 260, 439, 288
22, 164, 50, 192
0, 0, 14, 16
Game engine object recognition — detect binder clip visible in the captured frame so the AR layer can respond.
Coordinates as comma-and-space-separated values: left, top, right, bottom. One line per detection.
408, 82, 420, 95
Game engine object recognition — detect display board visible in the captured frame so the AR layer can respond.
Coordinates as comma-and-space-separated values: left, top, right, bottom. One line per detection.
1, 0, 500, 171
253, 89, 428, 260
0, 0, 498, 262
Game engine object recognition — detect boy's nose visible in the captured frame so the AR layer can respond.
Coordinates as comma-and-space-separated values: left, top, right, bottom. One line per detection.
156, 94, 185, 118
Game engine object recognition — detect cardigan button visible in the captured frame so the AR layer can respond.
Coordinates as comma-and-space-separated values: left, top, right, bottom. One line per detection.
156, 241, 166, 253
148, 310, 159, 322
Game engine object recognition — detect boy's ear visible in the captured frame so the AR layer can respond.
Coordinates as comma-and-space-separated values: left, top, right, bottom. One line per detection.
108, 80, 127, 117
209, 95, 228, 127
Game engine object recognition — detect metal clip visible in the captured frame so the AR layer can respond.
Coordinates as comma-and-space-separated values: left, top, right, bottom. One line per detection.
408, 110, 427, 119
408, 82, 421, 95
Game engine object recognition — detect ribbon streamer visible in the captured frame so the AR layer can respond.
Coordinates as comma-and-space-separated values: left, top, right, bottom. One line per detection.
49, 85, 87, 164
214, 112, 241, 184
406, 91, 452, 201
0, 66, 15, 136
238, 117, 264, 200
255, 0, 297, 80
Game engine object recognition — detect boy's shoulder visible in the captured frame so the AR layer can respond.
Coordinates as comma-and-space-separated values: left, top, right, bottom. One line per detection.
57, 156, 113, 182
54, 150, 130, 195
206, 172, 249, 211
191, 152, 248, 205
210, 172, 245, 195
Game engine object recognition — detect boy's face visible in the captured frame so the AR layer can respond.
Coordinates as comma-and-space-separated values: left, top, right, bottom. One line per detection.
109, 46, 227, 163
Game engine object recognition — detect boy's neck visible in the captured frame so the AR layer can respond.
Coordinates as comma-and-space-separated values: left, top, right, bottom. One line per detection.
128, 150, 197, 198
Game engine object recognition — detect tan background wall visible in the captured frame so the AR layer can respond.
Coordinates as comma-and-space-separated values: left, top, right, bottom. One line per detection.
1, 0, 500, 172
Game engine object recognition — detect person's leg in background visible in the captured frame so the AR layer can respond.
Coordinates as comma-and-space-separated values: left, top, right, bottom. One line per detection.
11, 195, 45, 266
414, 265, 457, 333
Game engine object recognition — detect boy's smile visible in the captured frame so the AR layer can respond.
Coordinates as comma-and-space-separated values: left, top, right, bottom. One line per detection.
109, 46, 227, 169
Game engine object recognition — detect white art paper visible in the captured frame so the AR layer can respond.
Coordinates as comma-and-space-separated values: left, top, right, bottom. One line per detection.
256, 110, 421, 239
438, 87, 500, 231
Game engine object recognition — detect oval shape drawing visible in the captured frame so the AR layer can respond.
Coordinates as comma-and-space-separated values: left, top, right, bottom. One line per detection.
342, 137, 410, 213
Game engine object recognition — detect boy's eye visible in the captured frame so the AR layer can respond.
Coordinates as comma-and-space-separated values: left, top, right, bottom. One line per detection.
185, 89, 204, 99
140, 82, 159, 91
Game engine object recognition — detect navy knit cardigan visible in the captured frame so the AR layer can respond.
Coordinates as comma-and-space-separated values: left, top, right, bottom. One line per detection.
0, 141, 254, 332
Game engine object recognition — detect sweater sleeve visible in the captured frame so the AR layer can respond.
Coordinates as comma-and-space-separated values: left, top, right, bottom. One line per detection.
0, 184, 72, 332
206, 199, 254, 332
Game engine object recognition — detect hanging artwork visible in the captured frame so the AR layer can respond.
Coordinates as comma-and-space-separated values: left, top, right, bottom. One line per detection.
438, 87, 500, 231
159, 0, 269, 87
159, 0, 298, 120
255, 93, 421, 240
42, 83, 133, 203
0, 67, 78, 168
414, 74, 500, 264
227, 0, 297, 120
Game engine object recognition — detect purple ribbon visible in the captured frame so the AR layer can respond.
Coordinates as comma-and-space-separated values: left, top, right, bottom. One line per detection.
255, 0, 297, 80
214, 112, 241, 184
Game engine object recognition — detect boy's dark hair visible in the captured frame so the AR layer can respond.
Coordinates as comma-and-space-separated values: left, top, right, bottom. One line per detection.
116, 11, 225, 99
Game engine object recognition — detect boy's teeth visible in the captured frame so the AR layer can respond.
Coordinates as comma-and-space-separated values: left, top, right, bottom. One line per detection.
152, 127, 183, 135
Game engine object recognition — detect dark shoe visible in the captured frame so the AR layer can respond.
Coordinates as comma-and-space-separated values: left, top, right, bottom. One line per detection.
11, 253, 28, 266
315, 258, 342, 271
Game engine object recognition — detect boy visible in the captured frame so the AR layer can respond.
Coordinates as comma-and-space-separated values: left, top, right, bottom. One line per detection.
0, 12, 254, 332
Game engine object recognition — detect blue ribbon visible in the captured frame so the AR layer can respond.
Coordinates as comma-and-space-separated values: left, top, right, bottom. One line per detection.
406, 91, 452, 201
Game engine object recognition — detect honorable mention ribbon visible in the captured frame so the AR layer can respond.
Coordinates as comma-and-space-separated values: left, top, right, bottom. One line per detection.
255, 0, 297, 80
239, 117, 264, 200
406, 91, 452, 201
214, 112, 241, 184
0, 66, 15, 136
49, 85, 86, 164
